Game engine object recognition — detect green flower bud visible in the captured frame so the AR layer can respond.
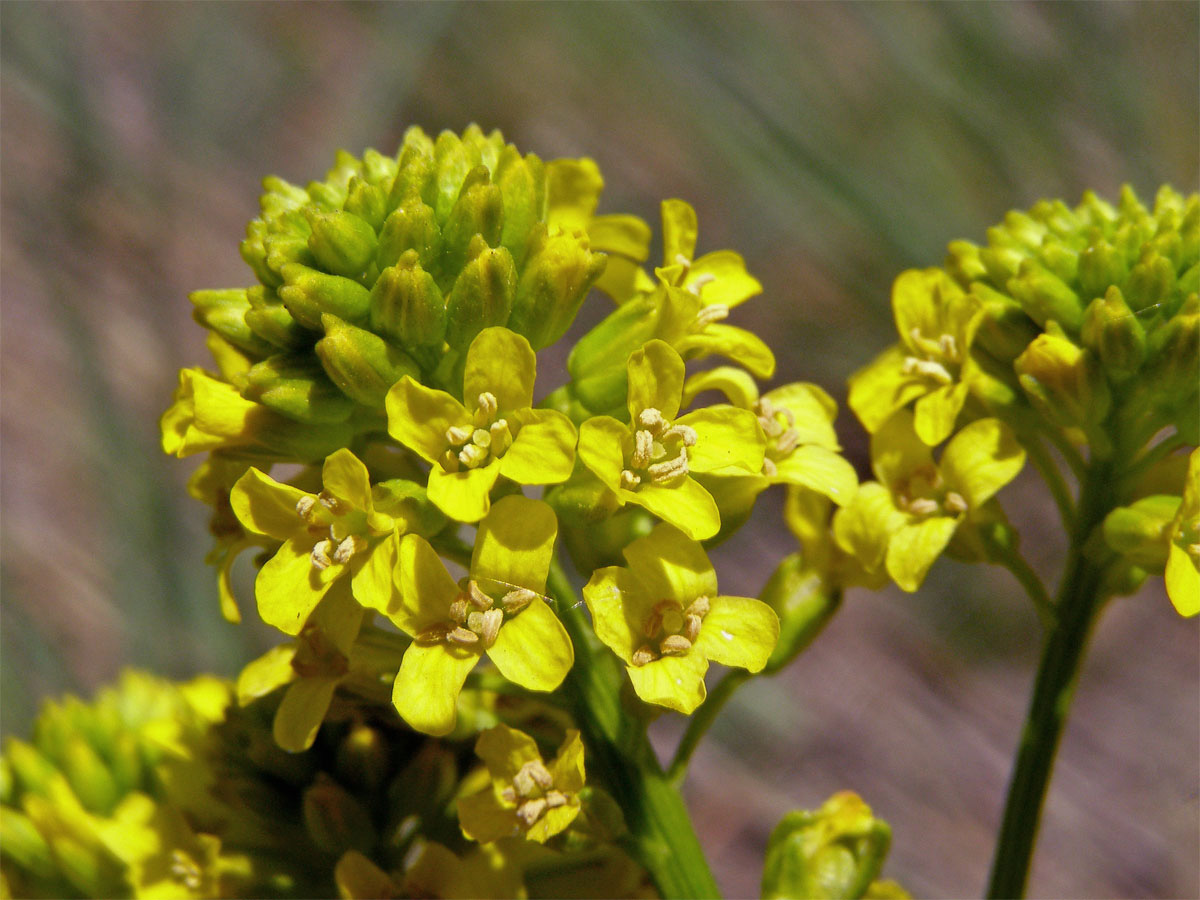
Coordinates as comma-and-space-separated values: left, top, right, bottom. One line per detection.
1103, 494, 1179, 569
508, 227, 607, 349
375, 199, 441, 271
438, 167, 504, 284
1077, 239, 1129, 302
443, 240, 516, 351
302, 774, 377, 855
1014, 332, 1110, 430
306, 209, 378, 278
369, 252, 446, 351
315, 314, 420, 407
1080, 286, 1146, 378
6, 742, 56, 798
242, 353, 357, 424
59, 738, 119, 816
1143, 295, 1200, 404
494, 146, 547, 263
334, 724, 390, 795
761, 792, 895, 900
0, 808, 57, 882
244, 285, 314, 350
971, 282, 1040, 363
189, 289, 275, 357
387, 141, 435, 211
343, 176, 389, 232
1124, 246, 1177, 312
278, 263, 372, 329
759, 553, 841, 675
1008, 260, 1083, 332
945, 239, 987, 284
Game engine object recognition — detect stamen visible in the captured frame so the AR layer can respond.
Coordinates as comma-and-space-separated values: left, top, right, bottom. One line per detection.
683, 614, 703, 643
514, 760, 554, 794
440, 449, 461, 472
544, 790, 568, 809
295, 495, 316, 519
687, 272, 717, 295
620, 469, 641, 490
901, 356, 953, 385
943, 492, 969, 514
516, 798, 547, 826
686, 595, 711, 618
458, 443, 489, 468
692, 304, 729, 329
477, 392, 498, 420
674, 253, 692, 268
660, 634, 692, 656
467, 580, 493, 610
637, 408, 666, 432
489, 419, 512, 455
762, 457, 778, 477
939, 333, 960, 361
332, 534, 365, 564
631, 429, 654, 468
169, 850, 202, 890
310, 539, 333, 570
501, 587, 538, 614
773, 428, 800, 457
662, 424, 697, 446
447, 626, 479, 646
1187, 542, 1200, 562
477, 609, 503, 647
448, 597, 469, 623
907, 498, 940, 516
445, 424, 473, 446
648, 454, 689, 484
631, 645, 657, 666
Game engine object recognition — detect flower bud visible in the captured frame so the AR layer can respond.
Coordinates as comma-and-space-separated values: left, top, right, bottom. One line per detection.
494, 147, 546, 263
242, 353, 357, 424
302, 774, 377, 855
759, 553, 841, 675
1077, 239, 1129, 301
278, 264, 371, 329
315, 314, 420, 407
189, 289, 275, 357
1142, 295, 1199, 403
1103, 494, 1178, 569
508, 228, 607, 349
61, 737, 119, 816
1123, 246, 1176, 312
342, 176, 388, 232
305, 209, 377, 278
1014, 332, 1110, 430
334, 723, 389, 794
369, 252, 446, 351
375, 199, 441, 271
244, 285, 314, 350
970, 282, 1039, 363
1080, 286, 1146, 378
945, 239, 987, 284
1008, 259, 1083, 332
444, 241, 516, 351
439, 167, 504, 283
0, 808, 57, 882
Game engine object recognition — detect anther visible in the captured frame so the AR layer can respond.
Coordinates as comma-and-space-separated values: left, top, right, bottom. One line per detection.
544, 790, 568, 809
516, 798, 547, 827
458, 443, 489, 468
686, 595, 711, 618
514, 760, 554, 794
295, 495, 316, 519
477, 392, 498, 420
477, 609, 503, 648
774, 428, 800, 456
674, 253, 692, 268
684, 614, 703, 643
447, 626, 479, 646
762, 457, 778, 477
662, 424, 698, 446
620, 469, 641, 490
318, 491, 347, 515
448, 597, 469, 623
310, 540, 333, 570
648, 454, 689, 483
660, 634, 692, 656
631, 645, 657, 666
467, 580, 493, 610
332, 535, 365, 564
501, 587, 537, 614
445, 424, 473, 446
631, 429, 654, 468
687, 273, 717, 295
943, 492, 969, 514
907, 498, 939, 516
489, 419, 513, 455
939, 334, 960, 361
692, 303, 729, 330
637, 408, 666, 432
902, 356, 954, 385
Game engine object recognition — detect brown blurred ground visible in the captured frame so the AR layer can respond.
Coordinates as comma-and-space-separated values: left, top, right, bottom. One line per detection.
1, 3, 1196, 897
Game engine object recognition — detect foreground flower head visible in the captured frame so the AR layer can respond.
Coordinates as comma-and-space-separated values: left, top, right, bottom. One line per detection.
583, 523, 779, 713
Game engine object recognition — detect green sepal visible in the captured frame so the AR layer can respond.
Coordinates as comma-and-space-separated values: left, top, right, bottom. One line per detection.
305, 209, 378, 278
242, 353, 357, 424
375, 199, 442, 271
1102, 495, 1179, 570
369, 252, 447, 351
493, 146, 546, 264
1123, 246, 1176, 312
1008, 259, 1084, 333
315, 314, 420, 408
1080, 286, 1146, 378
439, 168, 504, 284
1014, 333, 1110, 431
244, 285, 314, 350
508, 229, 606, 349
444, 242, 517, 352
568, 292, 660, 394
189, 289, 275, 357
278, 263, 371, 329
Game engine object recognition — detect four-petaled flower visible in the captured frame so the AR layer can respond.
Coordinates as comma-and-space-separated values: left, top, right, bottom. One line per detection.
386, 326, 577, 523
583, 523, 779, 713
230, 449, 414, 634
457, 725, 585, 844
387, 495, 574, 735
848, 268, 983, 445
833, 410, 1026, 592
577, 340, 765, 541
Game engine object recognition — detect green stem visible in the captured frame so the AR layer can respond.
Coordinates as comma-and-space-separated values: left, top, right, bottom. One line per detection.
986, 457, 1115, 899
546, 558, 721, 899
1023, 436, 1075, 528
996, 549, 1055, 631
667, 669, 749, 785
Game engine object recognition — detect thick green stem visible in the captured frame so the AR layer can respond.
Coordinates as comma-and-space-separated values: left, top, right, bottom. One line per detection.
986, 458, 1115, 899
547, 558, 721, 899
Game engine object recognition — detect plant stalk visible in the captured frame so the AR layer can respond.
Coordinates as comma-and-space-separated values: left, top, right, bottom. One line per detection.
547, 558, 721, 899
986, 458, 1115, 898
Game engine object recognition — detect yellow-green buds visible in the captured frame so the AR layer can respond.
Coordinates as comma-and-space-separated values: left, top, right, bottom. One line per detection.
278, 263, 372, 329
1009, 260, 1084, 332
444, 242, 517, 351
508, 227, 606, 349
368, 252, 446, 350
315, 314, 420, 408
305, 209, 378, 278
189, 289, 275, 357
242, 353, 356, 425
1080, 287, 1146, 378
1014, 332, 1109, 433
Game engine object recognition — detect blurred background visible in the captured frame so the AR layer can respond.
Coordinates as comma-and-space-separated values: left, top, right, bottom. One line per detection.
1, 3, 1196, 897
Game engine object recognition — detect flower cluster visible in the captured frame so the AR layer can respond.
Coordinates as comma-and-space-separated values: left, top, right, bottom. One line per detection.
843, 186, 1198, 610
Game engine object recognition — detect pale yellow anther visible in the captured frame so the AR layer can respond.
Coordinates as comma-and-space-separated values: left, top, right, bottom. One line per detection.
686, 595, 711, 618
774, 428, 800, 457
944, 491, 969, 514
310, 539, 333, 570
458, 442, 489, 468
295, 495, 316, 519
318, 491, 347, 515
762, 457, 779, 477
907, 498, 940, 517
489, 418, 512, 451
939, 333, 960, 361
902, 356, 954, 385
477, 391, 499, 420
446, 424, 473, 446
477, 608, 503, 647
620, 469, 641, 490
688, 273, 717, 295
447, 626, 479, 646
631, 645, 657, 667
1187, 542, 1200, 562
693, 303, 730, 329
660, 634, 693, 656
648, 454, 689, 483
631, 429, 654, 468
169, 850, 202, 890
502, 587, 537, 614
514, 759, 554, 795
516, 797, 548, 827
332, 534, 365, 565
499, 786, 517, 805
467, 580, 493, 610
663, 424, 698, 447
674, 253, 692, 268
638, 407, 666, 431
544, 789, 568, 809
684, 614, 703, 643
448, 597, 469, 624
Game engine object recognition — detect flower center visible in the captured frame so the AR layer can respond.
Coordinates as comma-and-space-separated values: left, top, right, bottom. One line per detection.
415, 578, 537, 651
440, 391, 514, 472
902, 328, 961, 385
296, 492, 368, 571
895, 464, 967, 518
499, 758, 569, 828
755, 398, 800, 477
620, 407, 697, 490
631, 595, 710, 666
